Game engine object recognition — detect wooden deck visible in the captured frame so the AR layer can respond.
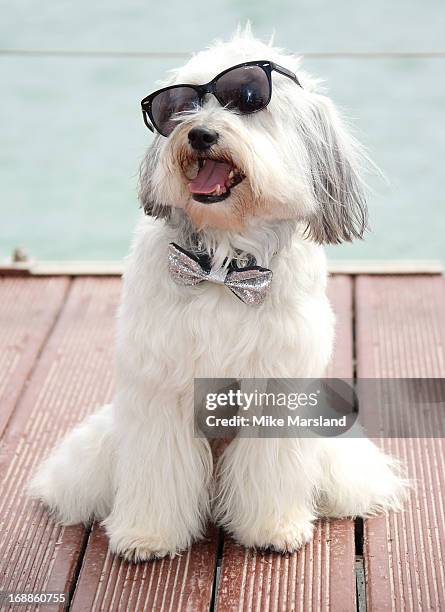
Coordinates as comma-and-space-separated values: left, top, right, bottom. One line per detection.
0, 271, 444, 611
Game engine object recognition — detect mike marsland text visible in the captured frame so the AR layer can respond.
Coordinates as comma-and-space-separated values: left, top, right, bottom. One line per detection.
205, 415, 347, 428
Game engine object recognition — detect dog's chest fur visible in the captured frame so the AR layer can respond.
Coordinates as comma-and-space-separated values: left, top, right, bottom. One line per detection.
117, 216, 334, 383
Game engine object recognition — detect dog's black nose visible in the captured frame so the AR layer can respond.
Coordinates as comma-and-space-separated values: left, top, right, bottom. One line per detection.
188, 126, 219, 150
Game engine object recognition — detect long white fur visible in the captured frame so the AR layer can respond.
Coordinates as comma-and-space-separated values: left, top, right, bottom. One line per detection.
28, 26, 408, 561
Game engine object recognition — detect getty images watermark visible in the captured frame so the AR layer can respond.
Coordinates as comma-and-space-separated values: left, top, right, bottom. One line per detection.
194, 378, 445, 438
205, 387, 338, 426
195, 378, 357, 438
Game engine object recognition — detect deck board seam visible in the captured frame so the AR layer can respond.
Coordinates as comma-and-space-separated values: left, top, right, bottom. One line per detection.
351, 274, 358, 384
66, 526, 92, 611
210, 528, 225, 611
352, 276, 368, 612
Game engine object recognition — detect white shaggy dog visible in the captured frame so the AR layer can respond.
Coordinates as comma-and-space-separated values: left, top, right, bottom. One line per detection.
29, 27, 407, 561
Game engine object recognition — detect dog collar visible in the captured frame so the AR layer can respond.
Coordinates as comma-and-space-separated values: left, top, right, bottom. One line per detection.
167, 242, 273, 306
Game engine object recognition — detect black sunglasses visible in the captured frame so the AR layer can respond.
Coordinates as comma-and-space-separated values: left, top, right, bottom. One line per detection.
141, 60, 302, 137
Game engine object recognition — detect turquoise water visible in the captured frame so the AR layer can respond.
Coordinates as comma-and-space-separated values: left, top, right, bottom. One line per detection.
1, 1, 444, 261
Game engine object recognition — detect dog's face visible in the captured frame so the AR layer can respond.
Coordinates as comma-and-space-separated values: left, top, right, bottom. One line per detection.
139, 29, 367, 243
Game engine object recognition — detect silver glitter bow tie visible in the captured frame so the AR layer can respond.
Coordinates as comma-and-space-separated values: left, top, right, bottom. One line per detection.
168, 242, 273, 306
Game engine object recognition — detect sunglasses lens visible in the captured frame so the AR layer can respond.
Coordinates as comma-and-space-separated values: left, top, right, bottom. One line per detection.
150, 86, 200, 136
215, 65, 270, 114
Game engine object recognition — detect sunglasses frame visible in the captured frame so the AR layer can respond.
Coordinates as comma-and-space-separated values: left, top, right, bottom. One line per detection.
140, 59, 303, 136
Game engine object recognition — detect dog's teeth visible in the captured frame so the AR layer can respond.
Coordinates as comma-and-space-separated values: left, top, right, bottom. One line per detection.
228, 170, 234, 179
215, 184, 221, 195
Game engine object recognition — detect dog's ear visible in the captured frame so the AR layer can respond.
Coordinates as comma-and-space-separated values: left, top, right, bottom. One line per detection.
138, 148, 172, 221
139, 198, 172, 221
303, 95, 368, 244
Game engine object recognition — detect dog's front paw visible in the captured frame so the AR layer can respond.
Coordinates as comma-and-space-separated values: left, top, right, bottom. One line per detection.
234, 518, 314, 553
107, 527, 183, 562
267, 519, 314, 552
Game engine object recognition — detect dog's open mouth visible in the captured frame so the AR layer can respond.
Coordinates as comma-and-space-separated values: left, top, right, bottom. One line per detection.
188, 158, 245, 204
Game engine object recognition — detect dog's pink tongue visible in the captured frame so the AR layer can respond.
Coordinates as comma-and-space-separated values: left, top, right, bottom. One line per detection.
188, 159, 231, 194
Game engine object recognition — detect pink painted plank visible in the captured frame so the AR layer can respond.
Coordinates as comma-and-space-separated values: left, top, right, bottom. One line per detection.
0, 277, 69, 437
71, 525, 218, 612
356, 275, 445, 611
0, 278, 120, 609
216, 275, 357, 611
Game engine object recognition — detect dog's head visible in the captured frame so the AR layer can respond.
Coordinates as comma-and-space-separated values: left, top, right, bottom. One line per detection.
139, 26, 367, 244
